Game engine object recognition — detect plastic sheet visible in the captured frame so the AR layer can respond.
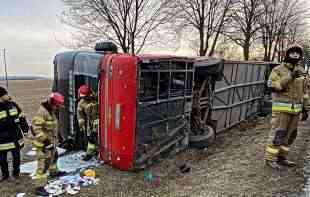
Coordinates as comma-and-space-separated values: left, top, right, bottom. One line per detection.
21, 151, 99, 176
26, 147, 66, 157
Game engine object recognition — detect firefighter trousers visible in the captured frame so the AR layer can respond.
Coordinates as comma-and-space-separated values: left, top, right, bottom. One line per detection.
86, 132, 98, 156
0, 148, 20, 177
85, 119, 99, 156
35, 149, 59, 187
265, 111, 299, 161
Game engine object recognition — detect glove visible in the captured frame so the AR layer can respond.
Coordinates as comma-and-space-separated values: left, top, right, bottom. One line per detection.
291, 70, 305, 79
43, 139, 54, 152
301, 109, 308, 121
88, 132, 98, 144
19, 116, 29, 134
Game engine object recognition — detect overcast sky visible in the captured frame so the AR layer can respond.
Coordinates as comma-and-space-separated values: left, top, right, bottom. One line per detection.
0, 0, 193, 78
0, 0, 68, 77
1, 1, 309, 77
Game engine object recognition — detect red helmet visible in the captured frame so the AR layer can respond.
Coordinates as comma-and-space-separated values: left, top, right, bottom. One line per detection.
49, 92, 65, 107
78, 85, 92, 97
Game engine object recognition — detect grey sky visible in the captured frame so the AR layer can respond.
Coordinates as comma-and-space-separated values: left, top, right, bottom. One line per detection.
0, 0, 68, 77
1, 1, 309, 77
0, 0, 189, 77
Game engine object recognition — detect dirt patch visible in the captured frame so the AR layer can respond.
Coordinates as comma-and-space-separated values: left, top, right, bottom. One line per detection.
0, 80, 309, 197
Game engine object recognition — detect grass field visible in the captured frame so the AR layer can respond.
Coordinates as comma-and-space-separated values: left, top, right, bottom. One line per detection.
0, 79, 309, 197
0, 80, 53, 122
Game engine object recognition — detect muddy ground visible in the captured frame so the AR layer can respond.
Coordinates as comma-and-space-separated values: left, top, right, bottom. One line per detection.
0, 80, 309, 197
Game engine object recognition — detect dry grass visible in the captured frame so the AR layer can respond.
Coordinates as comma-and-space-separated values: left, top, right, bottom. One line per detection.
0, 80, 309, 197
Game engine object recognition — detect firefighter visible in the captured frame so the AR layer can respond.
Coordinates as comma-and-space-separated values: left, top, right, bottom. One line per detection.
0, 86, 29, 182
32, 92, 66, 196
77, 85, 98, 161
265, 43, 309, 169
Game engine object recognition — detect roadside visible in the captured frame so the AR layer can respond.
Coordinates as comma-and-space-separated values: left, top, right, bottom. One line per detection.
1, 80, 309, 197
2, 115, 309, 197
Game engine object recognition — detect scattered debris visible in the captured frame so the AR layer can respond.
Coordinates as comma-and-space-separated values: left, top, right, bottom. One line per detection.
20, 151, 99, 177
84, 169, 96, 177
179, 164, 191, 174
16, 193, 26, 197
44, 173, 100, 196
144, 171, 161, 187
20, 151, 101, 196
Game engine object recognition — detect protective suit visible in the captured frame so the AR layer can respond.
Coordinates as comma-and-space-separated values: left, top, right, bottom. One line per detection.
77, 85, 98, 161
265, 44, 309, 169
0, 86, 29, 182
32, 92, 65, 196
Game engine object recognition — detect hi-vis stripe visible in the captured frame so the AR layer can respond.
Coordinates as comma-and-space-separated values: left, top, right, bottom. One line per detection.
0, 111, 7, 119
272, 102, 302, 113
0, 109, 18, 120
266, 146, 279, 155
33, 140, 44, 148
280, 145, 290, 153
9, 108, 18, 116
0, 139, 24, 151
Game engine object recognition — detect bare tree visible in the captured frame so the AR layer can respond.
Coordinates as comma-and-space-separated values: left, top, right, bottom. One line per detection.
61, 0, 176, 54
260, 0, 278, 61
277, 1, 310, 61
224, 0, 264, 60
175, 0, 233, 56
302, 40, 310, 68
259, 0, 310, 62
260, 0, 291, 61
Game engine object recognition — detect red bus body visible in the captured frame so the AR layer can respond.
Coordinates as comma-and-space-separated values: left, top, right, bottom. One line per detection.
99, 54, 194, 170
53, 48, 221, 171
99, 54, 138, 170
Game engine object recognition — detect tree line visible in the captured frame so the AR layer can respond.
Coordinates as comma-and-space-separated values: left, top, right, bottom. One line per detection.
61, 0, 310, 61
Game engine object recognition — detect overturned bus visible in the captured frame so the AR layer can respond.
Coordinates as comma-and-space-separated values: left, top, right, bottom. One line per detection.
53, 42, 223, 170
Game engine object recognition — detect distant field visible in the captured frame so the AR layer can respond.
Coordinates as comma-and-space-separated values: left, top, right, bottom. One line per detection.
0, 79, 308, 197
0, 80, 52, 121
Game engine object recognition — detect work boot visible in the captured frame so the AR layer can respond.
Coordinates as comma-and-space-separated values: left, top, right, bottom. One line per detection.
265, 160, 282, 170
35, 187, 49, 196
82, 154, 93, 161
277, 156, 296, 167
13, 170, 20, 179
50, 170, 67, 178
0, 175, 9, 182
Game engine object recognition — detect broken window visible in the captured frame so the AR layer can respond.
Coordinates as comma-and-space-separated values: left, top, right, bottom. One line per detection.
136, 59, 194, 165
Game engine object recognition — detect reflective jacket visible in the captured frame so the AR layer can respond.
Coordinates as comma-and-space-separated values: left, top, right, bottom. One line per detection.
32, 102, 58, 149
0, 101, 26, 151
268, 63, 309, 114
77, 96, 97, 134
